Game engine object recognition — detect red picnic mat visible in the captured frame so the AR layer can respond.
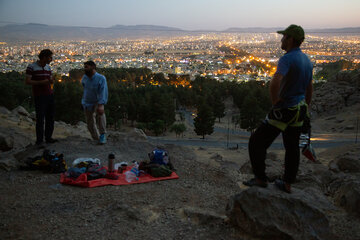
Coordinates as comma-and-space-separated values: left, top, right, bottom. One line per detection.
60, 166, 179, 188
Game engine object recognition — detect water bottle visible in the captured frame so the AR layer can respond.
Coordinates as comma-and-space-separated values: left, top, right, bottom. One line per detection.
125, 162, 139, 182
108, 153, 115, 172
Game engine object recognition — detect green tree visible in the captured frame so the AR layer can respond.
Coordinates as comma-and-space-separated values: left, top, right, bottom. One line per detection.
211, 97, 226, 122
314, 60, 359, 80
170, 123, 187, 137
107, 91, 122, 129
194, 102, 215, 139
153, 72, 166, 84
0, 72, 32, 111
135, 122, 148, 132
148, 89, 175, 127
149, 119, 165, 136
53, 81, 83, 124
178, 112, 185, 121
240, 93, 264, 132
232, 114, 241, 129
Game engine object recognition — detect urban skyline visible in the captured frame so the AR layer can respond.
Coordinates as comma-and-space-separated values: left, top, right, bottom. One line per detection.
1, 32, 359, 84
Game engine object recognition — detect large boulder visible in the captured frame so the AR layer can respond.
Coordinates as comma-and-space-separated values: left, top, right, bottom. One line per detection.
239, 158, 283, 182
74, 121, 88, 133
0, 106, 11, 115
226, 186, 335, 240
0, 126, 33, 151
296, 163, 336, 191
330, 153, 360, 173
11, 106, 30, 117
109, 128, 148, 142
312, 71, 360, 115
179, 207, 226, 225
76, 121, 87, 128
0, 133, 14, 151
0, 153, 17, 171
133, 128, 147, 140
30, 111, 36, 120
334, 179, 360, 218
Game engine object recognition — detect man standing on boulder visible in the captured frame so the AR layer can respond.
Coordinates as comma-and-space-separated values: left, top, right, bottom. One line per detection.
81, 61, 108, 144
26, 49, 57, 145
243, 24, 313, 193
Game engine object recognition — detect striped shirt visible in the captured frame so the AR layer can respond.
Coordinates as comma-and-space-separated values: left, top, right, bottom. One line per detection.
26, 61, 53, 96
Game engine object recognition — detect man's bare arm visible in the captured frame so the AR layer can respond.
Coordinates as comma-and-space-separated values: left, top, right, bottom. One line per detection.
269, 73, 283, 105
305, 80, 313, 106
25, 75, 49, 85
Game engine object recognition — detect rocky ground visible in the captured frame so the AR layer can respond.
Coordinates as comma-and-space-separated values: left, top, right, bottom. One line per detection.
0, 137, 242, 240
0, 86, 360, 239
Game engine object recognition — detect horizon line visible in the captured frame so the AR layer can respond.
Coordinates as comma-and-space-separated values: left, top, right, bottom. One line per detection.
1, 21, 360, 32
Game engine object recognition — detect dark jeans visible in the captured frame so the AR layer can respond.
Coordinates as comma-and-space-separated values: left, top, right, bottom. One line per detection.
34, 94, 55, 143
248, 122, 301, 183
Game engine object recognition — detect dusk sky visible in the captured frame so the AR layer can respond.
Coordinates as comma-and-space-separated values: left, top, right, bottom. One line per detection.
0, 0, 359, 30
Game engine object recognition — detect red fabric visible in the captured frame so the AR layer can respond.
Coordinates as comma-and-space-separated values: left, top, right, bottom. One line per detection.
302, 146, 316, 162
60, 166, 179, 188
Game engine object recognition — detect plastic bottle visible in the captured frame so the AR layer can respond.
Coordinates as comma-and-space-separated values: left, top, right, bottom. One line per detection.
125, 162, 139, 182
108, 153, 115, 172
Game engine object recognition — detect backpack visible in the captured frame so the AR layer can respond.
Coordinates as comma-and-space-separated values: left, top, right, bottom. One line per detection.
139, 161, 173, 178
46, 150, 68, 173
86, 163, 107, 180
149, 165, 173, 177
25, 149, 67, 173
148, 149, 169, 165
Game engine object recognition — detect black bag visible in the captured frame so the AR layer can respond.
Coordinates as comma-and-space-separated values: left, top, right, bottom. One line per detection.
44, 150, 67, 173
25, 150, 67, 173
139, 161, 173, 178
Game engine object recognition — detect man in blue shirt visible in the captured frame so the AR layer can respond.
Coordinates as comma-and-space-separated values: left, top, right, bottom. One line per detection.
243, 25, 313, 193
81, 61, 108, 144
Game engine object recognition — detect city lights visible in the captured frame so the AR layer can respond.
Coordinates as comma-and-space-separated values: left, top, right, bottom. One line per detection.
0, 33, 359, 82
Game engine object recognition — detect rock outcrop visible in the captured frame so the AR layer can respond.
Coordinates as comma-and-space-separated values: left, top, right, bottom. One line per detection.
226, 186, 336, 240
329, 153, 360, 173
11, 106, 30, 117
312, 71, 360, 115
239, 156, 283, 182
0, 153, 17, 171
0, 133, 14, 151
179, 207, 226, 225
334, 179, 360, 218
0, 106, 11, 115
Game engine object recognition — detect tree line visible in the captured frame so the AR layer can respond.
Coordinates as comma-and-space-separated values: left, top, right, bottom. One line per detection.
0, 67, 273, 137
315, 60, 360, 80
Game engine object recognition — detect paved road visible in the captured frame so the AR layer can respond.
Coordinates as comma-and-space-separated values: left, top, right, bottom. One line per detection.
147, 136, 355, 149
173, 110, 357, 149
180, 110, 251, 136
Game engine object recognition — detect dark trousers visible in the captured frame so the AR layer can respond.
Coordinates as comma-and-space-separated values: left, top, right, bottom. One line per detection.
34, 95, 55, 143
248, 122, 301, 183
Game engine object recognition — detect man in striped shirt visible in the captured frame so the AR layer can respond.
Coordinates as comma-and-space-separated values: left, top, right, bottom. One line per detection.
25, 49, 57, 145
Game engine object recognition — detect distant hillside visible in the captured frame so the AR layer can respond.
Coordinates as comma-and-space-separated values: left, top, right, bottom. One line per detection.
224, 27, 360, 33
0, 23, 359, 41
0, 23, 186, 41
110, 25, 182, 31
306, 27, 360, 33
224, 27, 280, 33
